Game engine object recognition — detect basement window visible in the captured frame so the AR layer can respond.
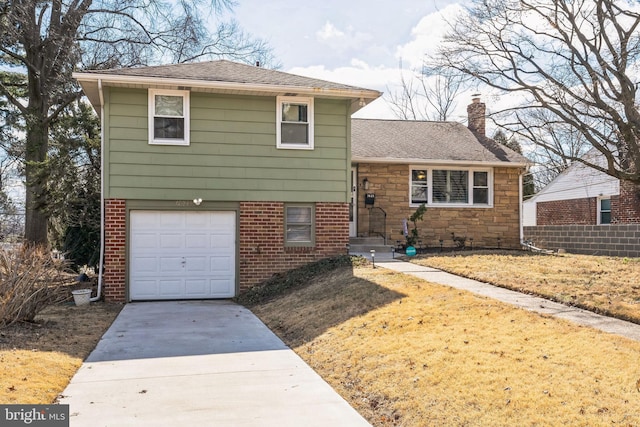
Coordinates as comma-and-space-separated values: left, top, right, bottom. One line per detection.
284, 204, 315, 247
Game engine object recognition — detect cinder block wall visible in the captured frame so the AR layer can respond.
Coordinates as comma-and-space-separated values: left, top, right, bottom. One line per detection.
356, 164, 522, 249
524, 225, 640, 257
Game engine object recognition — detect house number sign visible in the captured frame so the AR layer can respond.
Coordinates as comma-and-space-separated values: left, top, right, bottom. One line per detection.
175, 200, 192, 207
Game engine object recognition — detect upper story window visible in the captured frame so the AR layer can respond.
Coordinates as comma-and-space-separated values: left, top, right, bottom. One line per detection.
277, 96, 314, 149
149, 89, 190, 146
410, 167, 493, 207
598, 198, 611, 224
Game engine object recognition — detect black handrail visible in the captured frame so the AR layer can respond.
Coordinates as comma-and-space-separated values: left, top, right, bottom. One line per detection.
368, 206, 387, 244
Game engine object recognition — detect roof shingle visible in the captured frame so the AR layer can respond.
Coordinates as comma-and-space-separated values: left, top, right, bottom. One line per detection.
351, 119, 527, 165
81, 60, 375, 93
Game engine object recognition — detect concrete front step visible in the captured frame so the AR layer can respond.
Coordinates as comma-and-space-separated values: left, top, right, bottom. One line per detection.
348, 244, 394, 253
349, 236, 386, 245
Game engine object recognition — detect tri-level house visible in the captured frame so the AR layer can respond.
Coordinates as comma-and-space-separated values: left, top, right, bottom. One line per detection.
74, 60, 381, 302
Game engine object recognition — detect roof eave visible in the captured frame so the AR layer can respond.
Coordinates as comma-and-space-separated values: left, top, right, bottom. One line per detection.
351, 156, 528, 168
73, 72, 382, 114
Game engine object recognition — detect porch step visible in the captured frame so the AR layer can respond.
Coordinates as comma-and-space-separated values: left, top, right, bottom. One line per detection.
349, 237, 394, 253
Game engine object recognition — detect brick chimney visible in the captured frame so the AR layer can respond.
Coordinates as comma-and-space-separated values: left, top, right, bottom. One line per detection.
467, 94, 486, 137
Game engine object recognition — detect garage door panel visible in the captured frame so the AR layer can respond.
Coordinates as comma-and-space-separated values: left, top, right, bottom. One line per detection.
185, 212, 209, 227
159, 212, 185, 227
131, 280, 158, 298
159, 279, 183, 297
132, 233, 158, 249
210, 256, 233, 272
185, 279, 208, 296
210, 279, 233, 296
186, 257, 207, 272
185, 234, 208, 249
159, 257, 184, 272
132, 257, 157, 273
159, 233, 184, 249
130, 210, 236, 301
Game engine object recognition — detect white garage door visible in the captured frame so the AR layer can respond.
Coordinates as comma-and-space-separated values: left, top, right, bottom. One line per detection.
129, 210, 236, 300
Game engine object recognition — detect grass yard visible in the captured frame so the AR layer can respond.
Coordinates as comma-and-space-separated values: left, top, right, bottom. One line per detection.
0, 303, 122, 404
246, 258, 640, 426
411, 251, 640, 324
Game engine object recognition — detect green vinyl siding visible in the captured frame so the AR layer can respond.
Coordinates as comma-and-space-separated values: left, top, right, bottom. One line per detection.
104, 88, 350, 202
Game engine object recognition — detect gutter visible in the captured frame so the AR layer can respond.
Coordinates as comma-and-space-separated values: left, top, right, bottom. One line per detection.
351, 156, 529, 168
90, 78, 104, 302
519, 171, 524, 246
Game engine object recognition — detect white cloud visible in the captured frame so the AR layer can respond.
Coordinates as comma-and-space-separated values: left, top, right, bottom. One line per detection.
316, 21, 344, 41
395, 3, 465, 70
314, 21, 374, 53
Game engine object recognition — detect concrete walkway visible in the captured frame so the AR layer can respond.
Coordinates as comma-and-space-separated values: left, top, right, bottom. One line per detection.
353, 252, 640, 342
59, 301, 371, 427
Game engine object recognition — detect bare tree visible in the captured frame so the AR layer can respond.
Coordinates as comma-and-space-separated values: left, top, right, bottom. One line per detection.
436, 0, 640, 185
387, 64, 464, 121
0, 1, 274, 244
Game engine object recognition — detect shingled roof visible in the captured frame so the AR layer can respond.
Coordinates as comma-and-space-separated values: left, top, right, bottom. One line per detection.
351, 119, 528, 166
74, 60, 381, 115
80, 60, 373, 92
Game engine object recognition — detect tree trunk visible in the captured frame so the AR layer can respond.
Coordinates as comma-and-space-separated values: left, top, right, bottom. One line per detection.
24, 120, 49, 245
23, 56, 50, 245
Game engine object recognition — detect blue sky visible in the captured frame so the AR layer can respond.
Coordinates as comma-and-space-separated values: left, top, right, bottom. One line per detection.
222, 0, 469, 119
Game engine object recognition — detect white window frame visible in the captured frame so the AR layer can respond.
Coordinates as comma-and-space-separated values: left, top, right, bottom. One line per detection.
284, 204, 315, 247
276, 96, 314, 150
148, 89, 190, 146
409, 166, 493, 208
597, 197, 612, 225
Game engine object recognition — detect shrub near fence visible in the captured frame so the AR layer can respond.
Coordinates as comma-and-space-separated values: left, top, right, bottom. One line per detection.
524, 224, 640, 257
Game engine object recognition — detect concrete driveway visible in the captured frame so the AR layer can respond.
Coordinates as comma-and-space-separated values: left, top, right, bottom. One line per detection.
59, 301, 370, 427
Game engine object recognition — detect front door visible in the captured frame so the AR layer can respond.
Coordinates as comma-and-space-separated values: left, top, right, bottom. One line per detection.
349, 167, 357, 237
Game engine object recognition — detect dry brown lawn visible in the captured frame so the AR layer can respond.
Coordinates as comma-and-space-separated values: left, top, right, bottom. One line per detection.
411, 251, 640, 324
0, 302, 122, 404
249, 262, 640, 426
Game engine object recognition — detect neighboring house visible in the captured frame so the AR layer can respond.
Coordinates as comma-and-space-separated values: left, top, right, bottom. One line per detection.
74, 60, 380, 302
350, 97, 528, 250
523, 149, 640, 226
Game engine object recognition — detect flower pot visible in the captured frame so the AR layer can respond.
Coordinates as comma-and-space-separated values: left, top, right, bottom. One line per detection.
72, 289, 92, 307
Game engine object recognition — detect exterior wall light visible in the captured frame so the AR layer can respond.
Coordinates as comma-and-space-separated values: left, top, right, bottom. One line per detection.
363, 178, 370, 190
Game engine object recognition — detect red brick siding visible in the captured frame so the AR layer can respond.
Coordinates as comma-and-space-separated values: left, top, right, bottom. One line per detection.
536, 197, 597, 225
104, 199, 126, 302
612, 180, 640, 224
102, 200, 349, 301
239, 202, 349, 292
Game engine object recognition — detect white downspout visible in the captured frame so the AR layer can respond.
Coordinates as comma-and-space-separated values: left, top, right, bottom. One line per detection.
519, 170, 524, 245
91, 79, 105, 302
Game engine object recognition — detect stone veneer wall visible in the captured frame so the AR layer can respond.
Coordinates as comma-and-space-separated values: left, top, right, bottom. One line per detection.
356, 164, 522, 249
102, 200, 349, 302
524, 225, 640, 257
